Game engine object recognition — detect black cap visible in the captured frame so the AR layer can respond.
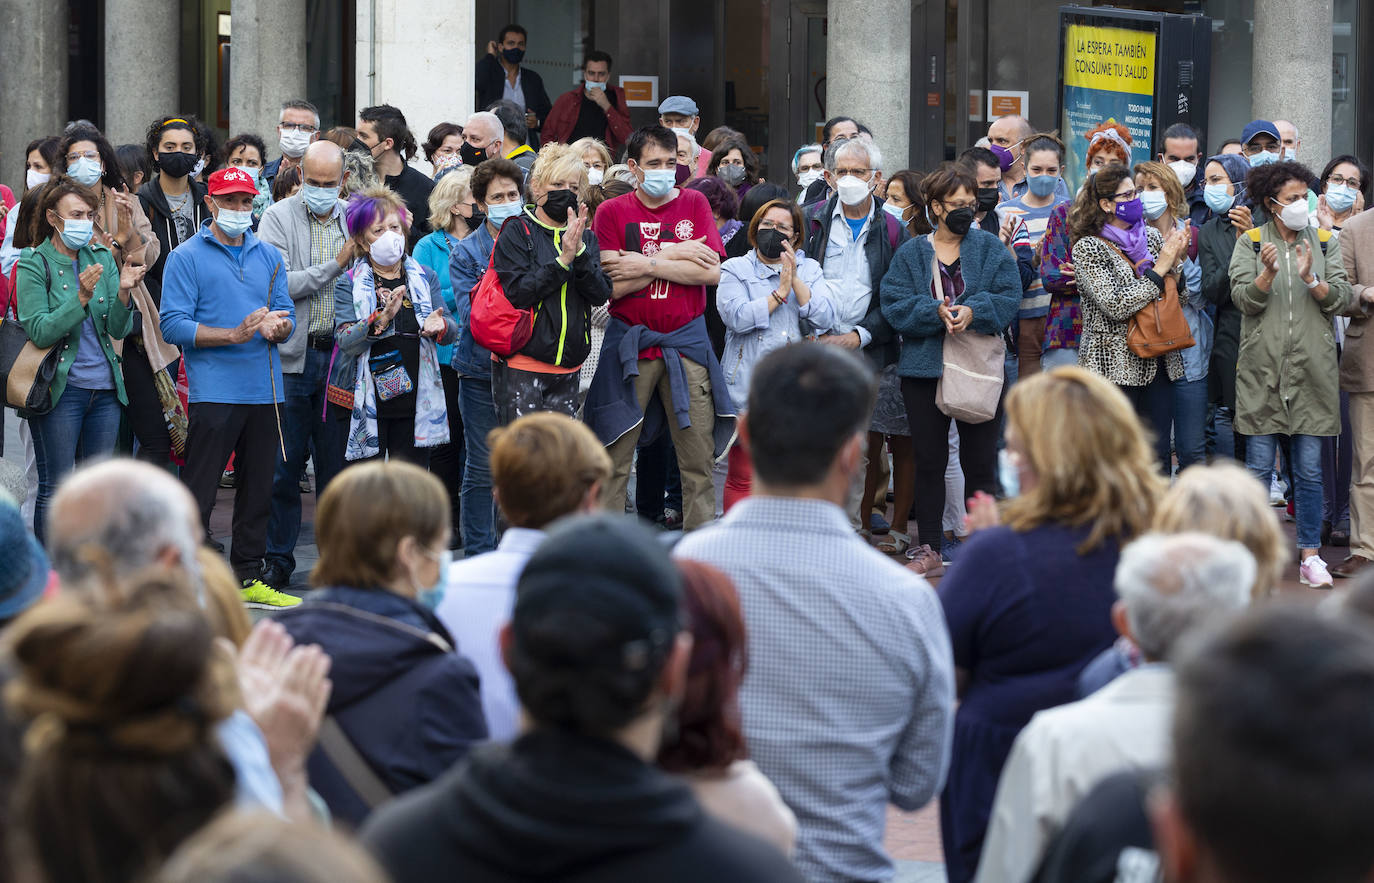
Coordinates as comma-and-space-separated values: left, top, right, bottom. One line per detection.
514, 514, 683, 672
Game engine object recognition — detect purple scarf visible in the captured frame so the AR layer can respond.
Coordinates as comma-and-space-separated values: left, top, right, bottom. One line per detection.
1099, 221, 1154, 273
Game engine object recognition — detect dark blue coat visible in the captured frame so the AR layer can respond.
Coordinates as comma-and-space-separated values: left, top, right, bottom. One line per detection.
276, 586, 488, 827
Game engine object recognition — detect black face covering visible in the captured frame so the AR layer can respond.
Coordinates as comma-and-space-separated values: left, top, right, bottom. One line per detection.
542, 189, 579, 222
467, 208, 487, 229
976, 187, 999, 213
460, 141, 488, 167
157, 151, 199, 179
942, 207, 976, 236
756, 228, 788, 260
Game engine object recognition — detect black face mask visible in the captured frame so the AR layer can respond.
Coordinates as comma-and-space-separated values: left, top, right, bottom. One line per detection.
158, 151, 199, 179
466, 208, 486, 229
460, 141, 488, 167
542, 189, 579, 222
942, 207, 976, 236
502, 48, 526, 64
976, 187, 999, 213
756, 228, 788, 260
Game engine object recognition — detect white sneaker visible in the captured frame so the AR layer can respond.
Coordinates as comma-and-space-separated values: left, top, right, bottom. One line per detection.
1300, 555, 1334, 589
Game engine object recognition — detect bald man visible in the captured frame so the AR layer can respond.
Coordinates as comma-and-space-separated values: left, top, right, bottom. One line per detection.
256, 139, 355, 592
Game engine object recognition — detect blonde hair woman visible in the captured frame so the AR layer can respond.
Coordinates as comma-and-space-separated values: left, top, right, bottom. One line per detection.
489, 142, 612, 423
1154, 462, 1286, 598
570, 136, 613, 187
934, 365, 1164, 883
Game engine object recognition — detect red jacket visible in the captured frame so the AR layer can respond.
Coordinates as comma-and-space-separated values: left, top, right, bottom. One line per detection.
541, 85, 633, 154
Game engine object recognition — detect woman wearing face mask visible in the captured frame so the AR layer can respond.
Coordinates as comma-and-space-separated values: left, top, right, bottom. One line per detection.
336, 188, 458, 466
1317, 154, 1369, 233
23, 136, 61, 193
59, 123, 178, 469
571, 137, 612, 188
15, 181, 143, 539
1228, 160, 1353, 588
277, 459, 488, 828
717, 199, 836, 508
1069, 164, 1190, 442
137, 116, 209, 296
1, 138, 61, 283
1197, 152, 1253, 462
222, 133, 273, 223
792, 145, 824, 204
708, 137, 759, 201
1135, 160, 1209, 473
880, 164, 1020, 577
1001, 134, 1072, 376
490, 142, 612, 423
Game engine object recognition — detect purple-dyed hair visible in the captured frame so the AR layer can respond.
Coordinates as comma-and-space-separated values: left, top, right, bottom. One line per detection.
344, 188, 410, 238
683, 175, 739, 221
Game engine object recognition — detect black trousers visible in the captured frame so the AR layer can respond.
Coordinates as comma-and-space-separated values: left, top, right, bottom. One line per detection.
183, 402, 279, 581
367, 413, 428, 467
902, 377, 1002, 550
122, 348, 177, 464
428, 366, 465, 546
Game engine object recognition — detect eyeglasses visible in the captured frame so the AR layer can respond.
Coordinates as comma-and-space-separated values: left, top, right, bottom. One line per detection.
65, 150, 99, 162
942, 201, 979, 211
835, 168, 872, 178
758, 220, 795, 237
279, 122, 319, 133
1114, 189, 1140, 201
1330, 174, 1363, 190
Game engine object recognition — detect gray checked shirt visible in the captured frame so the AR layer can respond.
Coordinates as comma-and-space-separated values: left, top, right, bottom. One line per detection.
675, 496, 956, 883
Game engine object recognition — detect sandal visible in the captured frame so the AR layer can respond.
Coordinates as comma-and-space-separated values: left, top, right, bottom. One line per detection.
876, 531, 911, 556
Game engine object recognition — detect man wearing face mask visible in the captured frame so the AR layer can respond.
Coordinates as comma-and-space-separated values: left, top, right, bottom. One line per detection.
659, 96, 707, 179
159, 167, 296, 602
1274, 119, 1302, 163
459, 111, 508, 173
542, 51, 632, 155
1157, 122, 1208, 226
1240, 119, 1283, 169
358, 104, 434, 245
256, 141, 356, 591
262, 99, 320, 194
488, 100, 538, 179
801, 118, 862, 206
476, 24, 552, 150
792, 145, 824, 203
588, 126, 732, 532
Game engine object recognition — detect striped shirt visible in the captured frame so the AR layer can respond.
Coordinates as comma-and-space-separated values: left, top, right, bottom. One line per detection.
308, 206, 345, 336
1000, 195, 1070, 319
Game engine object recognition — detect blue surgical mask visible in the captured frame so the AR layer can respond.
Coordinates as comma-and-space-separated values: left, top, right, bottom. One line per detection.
486, 200, 524, 226
640, 168, 677, 198
1027, 174, 1058, 198
303, 184, 340, 215
1249, 150, 1279, 167
1327, 183, 1358, 214
237, 165, 262, 186
882, 201, 909, 224
585, 80, 607, 92
67, 156, 103, 188
1204, 183, 1235, 214
58, 217, 94, 250
1140, 191, 1170, 220
416, 549, 451, 609
215, 207, 253, 238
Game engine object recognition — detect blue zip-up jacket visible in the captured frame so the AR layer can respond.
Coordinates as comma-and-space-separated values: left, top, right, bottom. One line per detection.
879, 228, 1020, 379
159, 221, 294, 404
448, 222, 497, 378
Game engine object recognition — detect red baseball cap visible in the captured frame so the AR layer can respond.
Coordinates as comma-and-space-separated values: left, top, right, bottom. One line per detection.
208, 167, 260, 196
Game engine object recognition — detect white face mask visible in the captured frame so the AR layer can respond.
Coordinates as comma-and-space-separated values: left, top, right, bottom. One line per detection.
1169, 160, 1197, 188
26, 169, 50, 191
669, 127, 693, 143
586, 167, 604, 186
797, 168, 823, 190
369, 229, 406, 266
835, 174, 872, 207
279, 128, 312, 159
1276, 197, 1310, 231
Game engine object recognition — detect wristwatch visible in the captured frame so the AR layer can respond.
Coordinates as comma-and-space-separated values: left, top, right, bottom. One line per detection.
1306, 275, 1321, 290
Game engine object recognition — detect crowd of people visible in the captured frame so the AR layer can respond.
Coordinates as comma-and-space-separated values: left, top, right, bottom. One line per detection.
2, 19, 1374, 883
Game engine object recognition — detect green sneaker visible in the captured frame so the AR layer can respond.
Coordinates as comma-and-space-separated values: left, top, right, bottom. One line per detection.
240, 579, 302, 609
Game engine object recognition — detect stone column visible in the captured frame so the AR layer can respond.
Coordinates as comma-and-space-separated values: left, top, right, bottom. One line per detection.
0, 0, 68, 188
105, 0, 181, 146
1253, 0, 1332, 168
357, 0, 475, 170
230, 0, 307, 147
826, 0, 911, 173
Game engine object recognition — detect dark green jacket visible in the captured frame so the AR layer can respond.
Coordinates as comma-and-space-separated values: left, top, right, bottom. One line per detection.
15, 238, 133, 407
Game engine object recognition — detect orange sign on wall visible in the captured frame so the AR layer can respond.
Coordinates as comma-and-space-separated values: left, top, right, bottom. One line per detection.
619, 75, 659, 107
988, 90, 1029, 119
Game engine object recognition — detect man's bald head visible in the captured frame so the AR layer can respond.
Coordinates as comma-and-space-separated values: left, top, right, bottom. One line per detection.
49, 458, 203, 601
301, 140, 347, 191
988, 115, 1034, 148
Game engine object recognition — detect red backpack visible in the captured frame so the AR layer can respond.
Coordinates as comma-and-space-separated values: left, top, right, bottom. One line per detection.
470, 218, 534, 356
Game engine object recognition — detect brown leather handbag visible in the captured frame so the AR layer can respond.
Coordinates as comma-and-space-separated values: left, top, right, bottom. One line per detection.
1104, 241, 1195, 358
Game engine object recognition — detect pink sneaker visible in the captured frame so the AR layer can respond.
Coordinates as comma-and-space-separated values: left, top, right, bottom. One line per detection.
905, 544, 945, 579
1300, 555, 1334, 589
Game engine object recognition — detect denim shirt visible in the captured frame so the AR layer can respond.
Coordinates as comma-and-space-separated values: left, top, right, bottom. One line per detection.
1178, 220, 1212, 383
718, 250, 836, 411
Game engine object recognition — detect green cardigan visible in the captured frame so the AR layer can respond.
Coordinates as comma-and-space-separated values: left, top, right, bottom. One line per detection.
15, 237, 134, 407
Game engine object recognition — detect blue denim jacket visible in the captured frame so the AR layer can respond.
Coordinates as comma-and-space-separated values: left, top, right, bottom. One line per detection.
447, 223, 497, 378
1178, 221, 1212, 383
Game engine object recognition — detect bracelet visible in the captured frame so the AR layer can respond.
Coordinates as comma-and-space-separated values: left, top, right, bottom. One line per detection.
1306, 275, 1322, 290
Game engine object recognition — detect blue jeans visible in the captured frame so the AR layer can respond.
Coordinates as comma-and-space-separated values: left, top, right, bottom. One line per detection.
458, 374, 499, 555
265, 348, 347, 575
1040, 347, 1078, 370
1248, 433, 1323, 550
29, 386, 122, 542
1149, 376, 1208, 475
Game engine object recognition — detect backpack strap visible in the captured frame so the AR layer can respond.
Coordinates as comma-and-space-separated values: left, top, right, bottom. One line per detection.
317, 716, 394, 810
